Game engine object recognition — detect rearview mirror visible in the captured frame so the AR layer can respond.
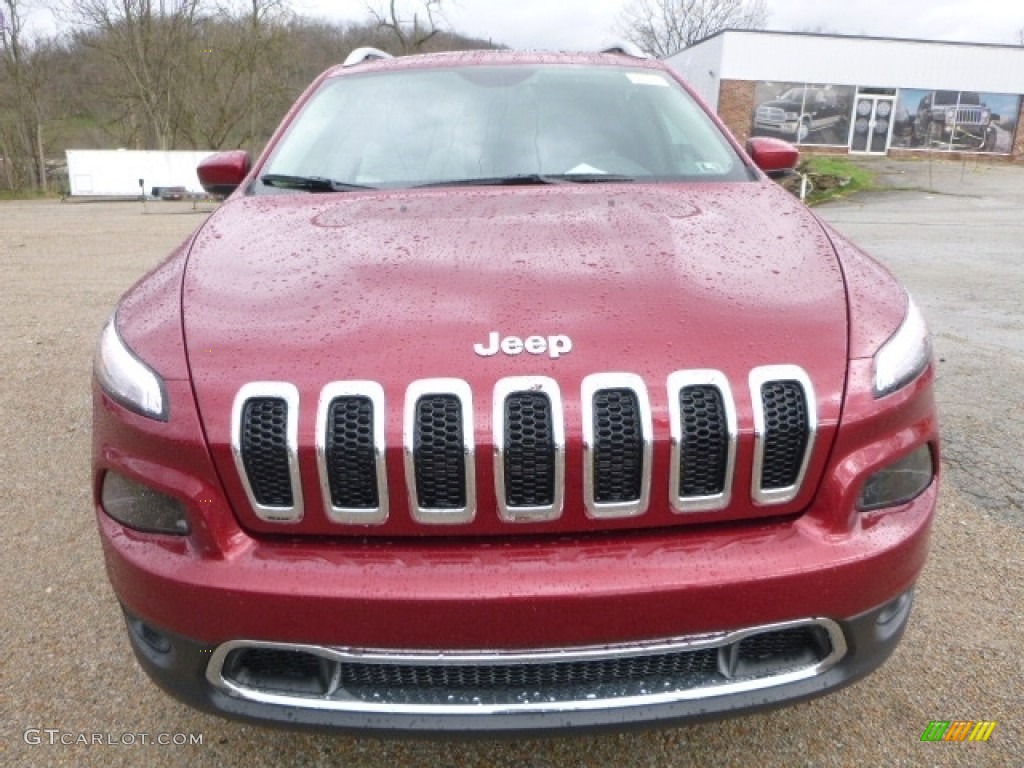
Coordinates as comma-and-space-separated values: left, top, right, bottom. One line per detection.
197, 151, 251, 197
746, 137, 799, 178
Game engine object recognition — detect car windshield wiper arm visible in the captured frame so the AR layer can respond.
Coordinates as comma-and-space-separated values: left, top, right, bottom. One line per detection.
415, 174, 569, 188
416, 173, 638, 188
553, 173, 637, 183
260, 174, 376, 192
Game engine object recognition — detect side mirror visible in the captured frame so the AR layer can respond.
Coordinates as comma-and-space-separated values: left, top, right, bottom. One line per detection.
197, 151, 251, 197
746, 137, 799, 178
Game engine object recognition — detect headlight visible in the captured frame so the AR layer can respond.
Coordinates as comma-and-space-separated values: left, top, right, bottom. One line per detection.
94, 314, 168, 420
101, 471, 189, 534
784, 111, 799, 119
872, 297, 931, 398
857, 444, 934, 511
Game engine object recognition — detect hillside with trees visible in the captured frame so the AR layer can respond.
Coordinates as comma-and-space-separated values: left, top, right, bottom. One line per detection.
0, 0, 501, 193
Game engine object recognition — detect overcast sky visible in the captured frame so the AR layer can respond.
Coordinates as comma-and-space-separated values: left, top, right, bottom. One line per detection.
292, 0, 1024, 50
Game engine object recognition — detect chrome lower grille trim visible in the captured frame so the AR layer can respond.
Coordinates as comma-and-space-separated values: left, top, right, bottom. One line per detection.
231, 382, 303, 523
205, 618, 847, 715
493, 377, 565, 522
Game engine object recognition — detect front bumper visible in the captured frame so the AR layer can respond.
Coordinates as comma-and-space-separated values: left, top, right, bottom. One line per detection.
122, 592, 915, 735
99, 478, 935, 649
100, 476, 935, 733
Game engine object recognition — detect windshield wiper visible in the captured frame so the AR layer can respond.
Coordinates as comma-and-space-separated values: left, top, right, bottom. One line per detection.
416, 173, 638, 188
416, 174, 568, 188
260, 174, 376, 192
554, 173, 637, 184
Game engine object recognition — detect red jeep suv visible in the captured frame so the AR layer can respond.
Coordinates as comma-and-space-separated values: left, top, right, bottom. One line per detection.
92, 47, 938, 734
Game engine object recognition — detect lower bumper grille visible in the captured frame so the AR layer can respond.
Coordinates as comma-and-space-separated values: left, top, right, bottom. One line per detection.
207, 619, 846, 713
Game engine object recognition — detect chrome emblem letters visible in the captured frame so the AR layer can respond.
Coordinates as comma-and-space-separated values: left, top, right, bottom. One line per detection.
474, 331, 572, 360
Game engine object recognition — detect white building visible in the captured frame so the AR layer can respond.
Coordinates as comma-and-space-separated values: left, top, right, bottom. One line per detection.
65, 149, 215, 197
666, 31, 1024, 160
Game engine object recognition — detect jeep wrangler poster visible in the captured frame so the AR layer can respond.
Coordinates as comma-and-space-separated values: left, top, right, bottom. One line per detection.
752, 82, 855, 146
890, 89, 1021, 154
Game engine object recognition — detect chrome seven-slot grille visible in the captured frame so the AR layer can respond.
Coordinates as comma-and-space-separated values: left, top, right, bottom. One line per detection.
229, 367, 816, 525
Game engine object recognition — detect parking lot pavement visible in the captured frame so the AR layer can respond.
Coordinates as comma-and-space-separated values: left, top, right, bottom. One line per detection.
817, 157, 1024, 524
1, 166, 1021, 766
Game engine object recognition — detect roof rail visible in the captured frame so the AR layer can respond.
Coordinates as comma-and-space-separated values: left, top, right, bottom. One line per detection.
343, 47, 394, 68
600, 42, 649, 59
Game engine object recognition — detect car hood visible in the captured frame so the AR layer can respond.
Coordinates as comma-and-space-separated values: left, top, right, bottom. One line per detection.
759, 99, 801, 110
183, 181, 848, 534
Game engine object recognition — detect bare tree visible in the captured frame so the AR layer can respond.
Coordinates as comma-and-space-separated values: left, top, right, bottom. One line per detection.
63, 0, 208, 149
365, 0, 445, 54
620, 0, 768, 58
177, 0, 293, 150
0, 0, 50, 190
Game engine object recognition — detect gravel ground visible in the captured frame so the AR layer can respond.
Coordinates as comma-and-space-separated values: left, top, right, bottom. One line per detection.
1, 161, 1020, 766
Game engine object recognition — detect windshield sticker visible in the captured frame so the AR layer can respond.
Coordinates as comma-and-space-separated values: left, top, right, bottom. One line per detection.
626, 73, 670, 88
695, 162, 725, 174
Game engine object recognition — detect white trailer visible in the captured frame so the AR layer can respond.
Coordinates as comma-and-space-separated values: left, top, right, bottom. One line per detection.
65, 149, 216, 197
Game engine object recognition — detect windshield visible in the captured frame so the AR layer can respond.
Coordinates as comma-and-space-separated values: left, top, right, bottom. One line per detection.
260, 65, 749, 189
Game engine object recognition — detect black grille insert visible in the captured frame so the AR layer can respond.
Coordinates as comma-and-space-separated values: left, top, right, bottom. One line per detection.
592, 389, 644, 503
731, 625, 833, 678
240, 398, 293, 507
325, 396, 378, 509
413, 395, 466, 509
504, 393, 555, 507
760, 381, 810, 490
678, 385, 728, 497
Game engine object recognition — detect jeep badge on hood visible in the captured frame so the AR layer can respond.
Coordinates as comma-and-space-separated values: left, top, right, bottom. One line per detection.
473, 331, 573, 359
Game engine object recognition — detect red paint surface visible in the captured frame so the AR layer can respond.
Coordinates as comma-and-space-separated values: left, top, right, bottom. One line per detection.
94, 50, 939, 653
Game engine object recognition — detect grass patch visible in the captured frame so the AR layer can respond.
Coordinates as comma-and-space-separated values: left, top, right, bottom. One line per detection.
0, 188, 64, 201
798, 156, 875, 205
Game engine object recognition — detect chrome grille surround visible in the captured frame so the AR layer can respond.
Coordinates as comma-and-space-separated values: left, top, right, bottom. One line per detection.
749, 365, 817, 505
403, 378, 476, 525
231, 366, 820, 525
204, 618, 847, 715
667, 370, 737, 513
581, 373, 653, 519
315, 381, 389, 525
492, 377, 565, 523
231, 382, 303, 523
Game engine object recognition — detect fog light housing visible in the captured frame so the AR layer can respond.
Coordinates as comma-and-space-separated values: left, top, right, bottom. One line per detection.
857, 445, 934, 511
101, 471, 189, 534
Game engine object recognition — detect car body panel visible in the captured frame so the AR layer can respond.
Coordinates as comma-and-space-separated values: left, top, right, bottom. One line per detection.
91, 48, 939, 734
181, 181, 848, 536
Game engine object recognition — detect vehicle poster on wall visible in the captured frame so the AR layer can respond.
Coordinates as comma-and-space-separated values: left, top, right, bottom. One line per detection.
890, 89, 1021, 153
751, 82, 855, 146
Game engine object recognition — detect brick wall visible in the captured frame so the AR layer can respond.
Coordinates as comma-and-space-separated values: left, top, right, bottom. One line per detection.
1012, 98, 1024, 160
717, 80, 756, 146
